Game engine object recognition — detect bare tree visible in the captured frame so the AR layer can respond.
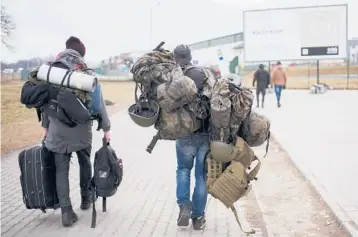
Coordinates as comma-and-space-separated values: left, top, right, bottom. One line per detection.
1, 5, 16, 51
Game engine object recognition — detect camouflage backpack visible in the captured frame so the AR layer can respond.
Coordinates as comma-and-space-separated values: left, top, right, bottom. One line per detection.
210, 78, 254, 143
130, 43, 203, 153
238, 111, 271, 156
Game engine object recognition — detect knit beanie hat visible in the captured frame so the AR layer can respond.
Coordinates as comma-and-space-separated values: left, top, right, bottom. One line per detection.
65, 36, 86, 57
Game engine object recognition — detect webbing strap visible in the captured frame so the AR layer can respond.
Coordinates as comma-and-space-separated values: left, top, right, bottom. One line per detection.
263, 131, 271, 158
230, 205, 256, 235
91, 186, 97, 228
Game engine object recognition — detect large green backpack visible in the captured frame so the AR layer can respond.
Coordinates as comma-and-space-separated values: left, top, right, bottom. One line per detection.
129, 43, 203, 153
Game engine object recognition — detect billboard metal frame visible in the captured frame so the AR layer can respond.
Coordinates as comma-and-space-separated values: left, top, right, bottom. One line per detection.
243, 4, 349, 63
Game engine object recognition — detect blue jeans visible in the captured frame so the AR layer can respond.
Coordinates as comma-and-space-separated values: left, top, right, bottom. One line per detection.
274, 85, 284, 102
176, 133, 209, 218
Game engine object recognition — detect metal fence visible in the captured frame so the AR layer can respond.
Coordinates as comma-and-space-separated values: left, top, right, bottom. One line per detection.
0, 67, 133, 82
241, 59, 358, 90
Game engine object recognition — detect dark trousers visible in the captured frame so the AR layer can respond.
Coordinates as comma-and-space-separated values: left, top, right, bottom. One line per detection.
256, 88, 266, 106
54, 147, 92, 207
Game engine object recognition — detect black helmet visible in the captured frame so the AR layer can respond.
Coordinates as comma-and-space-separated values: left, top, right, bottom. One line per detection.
128, 100, 160, 127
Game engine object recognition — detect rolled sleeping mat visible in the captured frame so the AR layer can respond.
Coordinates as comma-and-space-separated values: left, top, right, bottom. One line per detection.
36, 64, 97, 92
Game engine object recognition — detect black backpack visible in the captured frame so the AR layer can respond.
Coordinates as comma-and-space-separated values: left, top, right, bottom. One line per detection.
90, 138, 123, 228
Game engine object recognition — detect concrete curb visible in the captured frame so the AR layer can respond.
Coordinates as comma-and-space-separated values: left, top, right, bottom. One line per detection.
272, 134, 358, 237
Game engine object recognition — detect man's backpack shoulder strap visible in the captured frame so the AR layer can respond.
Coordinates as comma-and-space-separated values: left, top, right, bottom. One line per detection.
182, 65, 196, 75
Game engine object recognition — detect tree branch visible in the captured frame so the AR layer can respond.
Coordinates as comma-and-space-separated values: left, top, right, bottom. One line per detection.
1, 5, 16, 51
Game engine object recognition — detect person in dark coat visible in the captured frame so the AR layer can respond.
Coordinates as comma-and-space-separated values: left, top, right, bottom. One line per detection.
253, 64, 270, 108
42, 36, 112, 227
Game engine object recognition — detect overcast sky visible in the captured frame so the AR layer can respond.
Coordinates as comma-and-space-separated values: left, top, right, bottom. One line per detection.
1, 0, 357, 63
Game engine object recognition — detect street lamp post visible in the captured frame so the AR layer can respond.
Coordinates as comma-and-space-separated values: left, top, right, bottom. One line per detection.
149, 0, 164, 47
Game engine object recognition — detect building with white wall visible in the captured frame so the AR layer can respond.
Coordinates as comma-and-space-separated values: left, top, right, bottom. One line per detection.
188, 33, 358, 72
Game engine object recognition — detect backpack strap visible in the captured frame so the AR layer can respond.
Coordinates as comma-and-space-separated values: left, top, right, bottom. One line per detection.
146, 131, 161, 154
263, 131, 271, 158
90, 181, 97, 228
46, 63, 53, 85
183, 65, 196, 75
230, 205, 256, 235
247, 157, 261, 181
102, 197, 107, 212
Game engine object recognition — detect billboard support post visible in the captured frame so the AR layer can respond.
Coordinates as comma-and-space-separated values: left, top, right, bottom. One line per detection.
347, 59, 350, 89
316, 60, 320, 84
268, 61, 271, 74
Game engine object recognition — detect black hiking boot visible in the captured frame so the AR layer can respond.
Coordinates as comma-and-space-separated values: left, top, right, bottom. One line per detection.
61, 206, 78, 227
177, 204, 192, 227
80, 194, 92, 210
192, 216, 206, 230
277, 102, 281, 108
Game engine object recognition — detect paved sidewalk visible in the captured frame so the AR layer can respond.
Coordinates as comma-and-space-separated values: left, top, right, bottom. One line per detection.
256, 89, 358, 236
0, 110, 267, 237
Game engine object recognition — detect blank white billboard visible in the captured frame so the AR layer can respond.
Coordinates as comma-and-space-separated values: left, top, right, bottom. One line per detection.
243, 5, 348, 62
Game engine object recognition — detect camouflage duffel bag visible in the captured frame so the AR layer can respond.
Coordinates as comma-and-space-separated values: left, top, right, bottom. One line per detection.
155, 105, 201, 140
210, 84, 232, 141
238, 111, 270, 147
156, 74, 198, 111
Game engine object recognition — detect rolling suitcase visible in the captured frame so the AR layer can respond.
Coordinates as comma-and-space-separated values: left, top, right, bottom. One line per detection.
18, 145, 59, 212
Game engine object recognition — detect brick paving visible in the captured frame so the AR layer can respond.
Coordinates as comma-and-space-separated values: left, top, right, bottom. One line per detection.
0, 111, 269, 237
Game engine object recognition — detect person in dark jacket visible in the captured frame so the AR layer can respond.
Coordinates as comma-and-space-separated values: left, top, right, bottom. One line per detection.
42, 36, 112, 227
173, 44, 209, 231
253, 64, 270, 108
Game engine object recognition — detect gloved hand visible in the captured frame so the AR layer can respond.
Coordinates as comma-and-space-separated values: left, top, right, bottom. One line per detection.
104, 130, 112, 143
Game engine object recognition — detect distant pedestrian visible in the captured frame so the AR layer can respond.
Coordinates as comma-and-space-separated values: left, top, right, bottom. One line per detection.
253, 64, 270, 108
271, 61, 287, 108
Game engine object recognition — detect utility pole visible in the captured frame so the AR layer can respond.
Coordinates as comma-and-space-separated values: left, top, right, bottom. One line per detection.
149, 0, 165, 47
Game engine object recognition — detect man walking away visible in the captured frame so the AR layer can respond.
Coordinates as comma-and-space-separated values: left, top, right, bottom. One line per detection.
271, 61, 287, 108
173, 44, 210, 231
252, 64, 270, 108
42, 36, 112, 227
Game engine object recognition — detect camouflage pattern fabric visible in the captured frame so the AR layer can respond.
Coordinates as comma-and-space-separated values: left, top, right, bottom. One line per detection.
131, 50, 204, 142
210, 79, 231, 141
131, 50, 178, 91
155, 105, 201, 140
209, 79, 254, 143
156, 75, 197, 112
238, 111, 271, 147
201, 67, 217, 99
